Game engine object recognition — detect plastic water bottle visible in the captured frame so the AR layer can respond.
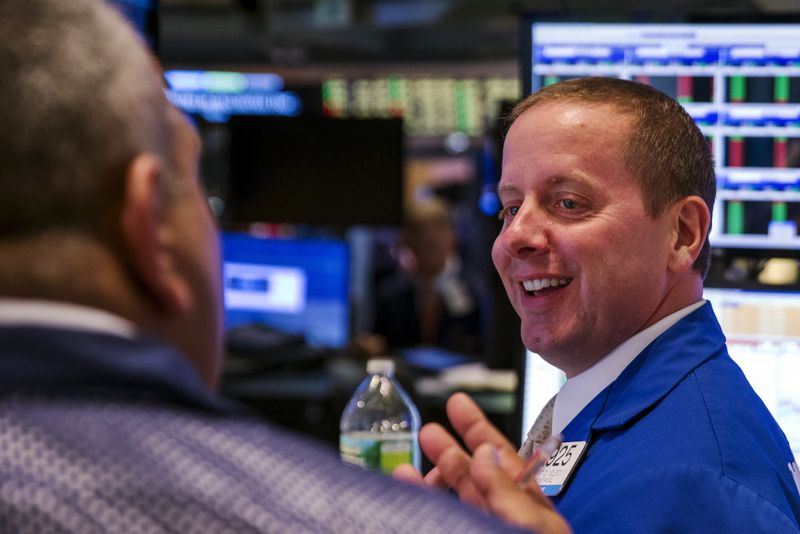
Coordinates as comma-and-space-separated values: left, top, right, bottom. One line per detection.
340, 358, 421, 474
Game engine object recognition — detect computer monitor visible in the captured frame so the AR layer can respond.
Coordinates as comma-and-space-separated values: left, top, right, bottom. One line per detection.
221, 232, 350, 348
518, 289, 800, 458
164, 70, 304, 123
226, 115, 404, 227
522, 20, 800, 252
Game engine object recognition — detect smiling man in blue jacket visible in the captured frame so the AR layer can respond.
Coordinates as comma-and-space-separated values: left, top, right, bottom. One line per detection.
397, 77, 800, 532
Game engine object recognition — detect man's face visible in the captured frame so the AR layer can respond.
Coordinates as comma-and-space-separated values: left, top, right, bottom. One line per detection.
492, 101, 675, 377
163, 111, 224, 388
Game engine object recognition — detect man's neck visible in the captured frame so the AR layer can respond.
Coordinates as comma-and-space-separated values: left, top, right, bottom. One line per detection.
0, 234, 159, 335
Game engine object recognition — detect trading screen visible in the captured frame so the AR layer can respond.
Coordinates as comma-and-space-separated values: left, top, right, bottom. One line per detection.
322, 76, 519, 137
221, 232, 351, 348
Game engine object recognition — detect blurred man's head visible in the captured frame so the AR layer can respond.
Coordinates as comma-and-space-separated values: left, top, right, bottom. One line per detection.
0, 0, 223, 388
402, 200, 457, 278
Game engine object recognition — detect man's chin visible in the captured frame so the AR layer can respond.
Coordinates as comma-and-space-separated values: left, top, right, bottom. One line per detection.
521, 328, 561, 354
523, 340, 558, 359
521, 331, 577, 365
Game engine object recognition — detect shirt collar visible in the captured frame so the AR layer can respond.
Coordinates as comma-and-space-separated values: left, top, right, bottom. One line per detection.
553, 300, 706, 434
0, 298, 137, 339
0, 323, 238, 414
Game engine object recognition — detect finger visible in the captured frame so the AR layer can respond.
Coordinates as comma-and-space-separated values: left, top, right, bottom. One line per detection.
435, 446, 485, 508
392, 464, 426, 486
418, 423, 462, 465
471, 444, 571, 534
418, 422, 484, 506
446, 392, 517, 454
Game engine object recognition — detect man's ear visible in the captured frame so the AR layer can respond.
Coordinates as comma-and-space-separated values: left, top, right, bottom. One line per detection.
120, 154, 192, 315
667, 195, 710, 273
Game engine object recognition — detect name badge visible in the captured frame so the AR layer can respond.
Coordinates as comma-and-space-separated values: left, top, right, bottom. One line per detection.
536, 441, 587, 496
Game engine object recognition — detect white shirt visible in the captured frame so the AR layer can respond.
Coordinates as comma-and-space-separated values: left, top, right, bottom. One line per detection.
552, 300, 706, 435
0, 298, 136, 339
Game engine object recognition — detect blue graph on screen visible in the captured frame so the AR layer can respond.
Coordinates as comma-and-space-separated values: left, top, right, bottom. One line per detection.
221, 232, 350, 348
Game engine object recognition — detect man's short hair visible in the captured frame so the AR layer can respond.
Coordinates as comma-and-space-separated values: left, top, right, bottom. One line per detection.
0, 0, 175, 241
508, 77, 716, 278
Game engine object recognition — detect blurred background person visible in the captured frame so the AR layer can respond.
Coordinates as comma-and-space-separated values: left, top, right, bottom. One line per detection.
373, 200, 485, 356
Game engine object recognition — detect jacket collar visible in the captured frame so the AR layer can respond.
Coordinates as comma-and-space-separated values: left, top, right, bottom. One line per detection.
0, 325, 237, 414
592, 301, 726, 431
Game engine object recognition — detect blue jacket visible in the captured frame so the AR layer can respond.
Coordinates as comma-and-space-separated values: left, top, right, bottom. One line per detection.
554, 302, 800, 532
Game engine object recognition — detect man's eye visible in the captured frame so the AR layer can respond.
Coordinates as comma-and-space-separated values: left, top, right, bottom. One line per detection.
498, 206, 519, 220
559, 198, 579, 210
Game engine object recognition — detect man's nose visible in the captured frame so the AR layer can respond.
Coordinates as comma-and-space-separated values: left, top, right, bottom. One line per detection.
499, 204, 551, 258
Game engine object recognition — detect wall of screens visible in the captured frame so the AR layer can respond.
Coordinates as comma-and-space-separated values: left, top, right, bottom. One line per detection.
322, 76, 519, 137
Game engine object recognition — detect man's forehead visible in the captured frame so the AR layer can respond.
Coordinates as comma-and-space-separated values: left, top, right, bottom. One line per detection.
496, 171, 599, 194
518, 99, 634, 127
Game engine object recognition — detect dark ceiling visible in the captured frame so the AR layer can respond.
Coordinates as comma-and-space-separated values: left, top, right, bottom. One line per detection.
159, 0, 789, 67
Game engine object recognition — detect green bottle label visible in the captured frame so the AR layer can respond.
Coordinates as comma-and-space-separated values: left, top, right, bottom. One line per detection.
340, 431, 417, 475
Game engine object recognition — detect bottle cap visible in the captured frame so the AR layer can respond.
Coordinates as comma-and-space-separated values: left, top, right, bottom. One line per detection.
367, 358, 395, 375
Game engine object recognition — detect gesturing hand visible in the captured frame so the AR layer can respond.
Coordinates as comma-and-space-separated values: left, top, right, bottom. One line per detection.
393, 392, 572, 534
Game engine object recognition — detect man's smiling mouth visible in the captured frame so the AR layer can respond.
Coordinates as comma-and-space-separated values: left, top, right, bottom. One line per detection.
522, 278, 572, 296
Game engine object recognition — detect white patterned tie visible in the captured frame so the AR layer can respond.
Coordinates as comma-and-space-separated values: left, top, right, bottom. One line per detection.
518, 394, 556, 460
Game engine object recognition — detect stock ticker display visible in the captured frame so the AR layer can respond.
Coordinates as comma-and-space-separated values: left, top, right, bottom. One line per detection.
321, 76, 519, 137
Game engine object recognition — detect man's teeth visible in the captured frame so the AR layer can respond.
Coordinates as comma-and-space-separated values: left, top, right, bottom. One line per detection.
522, 278, 570, 292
